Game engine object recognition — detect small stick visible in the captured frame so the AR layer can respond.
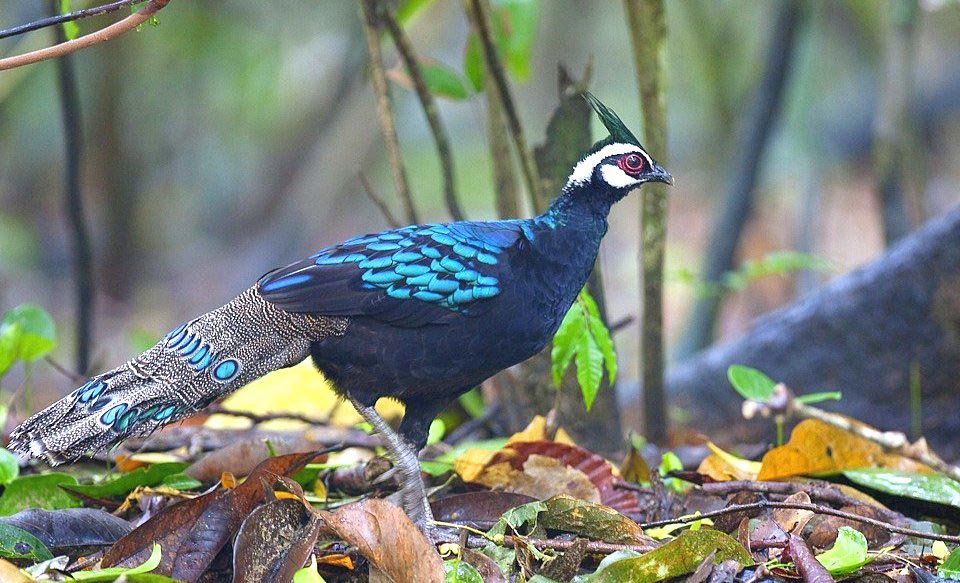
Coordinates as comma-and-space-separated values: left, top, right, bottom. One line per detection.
358, 0, 418, 225
0, 0, 144, 40
379, 2, 465, 221
359, 172, 401, 228
0, 0, 171, 71
638, 500, 960, 544
467, 0, 542, 207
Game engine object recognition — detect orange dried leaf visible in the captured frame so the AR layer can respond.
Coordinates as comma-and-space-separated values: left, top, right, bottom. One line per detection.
317, 553, 354, 570
221, 472, 238, 489
758, 419, 931, 480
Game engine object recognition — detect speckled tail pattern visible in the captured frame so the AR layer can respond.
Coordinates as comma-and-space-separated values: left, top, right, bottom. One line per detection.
8, 287, 347, 464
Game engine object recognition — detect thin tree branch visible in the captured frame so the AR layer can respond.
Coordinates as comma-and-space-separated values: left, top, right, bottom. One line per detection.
624, 0, 669, 443
467, 0, 542, 209
50, 1, 94, 376
873, 0, 921, 245
0, 0, 144, 40
637, 500, 960, 544
675, 0, 802, 359
378, 2, 464, 222
359, 0, 418, 225
434, 530, 656, 555
0, 0, 170, 71
359, 172, 401, 228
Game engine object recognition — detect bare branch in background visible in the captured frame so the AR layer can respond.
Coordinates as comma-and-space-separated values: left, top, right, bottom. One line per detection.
873, 0, 922, 246
359, 172, 401, 228
468, 0, 543, 210
0, 0, 145, 40
0, 0, 170, 71
379, 2, 465, 222
675, 0, 802, 361
359, 0, 419, 225
483, 59, 522, 220
50, 1, 94, 376
624, 0, 669, 443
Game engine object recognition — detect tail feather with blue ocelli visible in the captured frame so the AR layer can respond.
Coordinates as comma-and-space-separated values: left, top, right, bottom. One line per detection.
9, 287, 346, 464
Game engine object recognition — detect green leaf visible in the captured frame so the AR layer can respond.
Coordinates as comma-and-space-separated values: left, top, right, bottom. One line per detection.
396, 0, 438, 26
815, 526, 870, 575
159, 472, 203, 491
584, 296, 617, 383
795, 391, 842, 404
444, 558, 483, 583
571, 550, 642, 582
528, 576, 562, 583
551, 304, 585, 386
592, 529, 752, 582
419, 62, 471, 100
0, 473, 81, 516
575, 331, 603, 411
489, 0, 539, 80
420, 460, 453, 477
0, 449, 19, 485
0, 522, 53, 562
458, 388, 486, 418
843, 469, 960, 507
70, 543, 162, 581
726, 365, 776, 402
0, 323, 19, 378
463, 33, 485, 92
481, 543, 515, 577
1, 304, 57, 363
59, 0, 80, 40
940, 546, 960, 580
427, 418, 446, 445
293, 555, 328, 583
487, 500, 547, 539
64, 462, 189, 499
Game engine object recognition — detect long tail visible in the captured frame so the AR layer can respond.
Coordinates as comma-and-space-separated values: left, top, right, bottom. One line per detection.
9, 287, 346, 464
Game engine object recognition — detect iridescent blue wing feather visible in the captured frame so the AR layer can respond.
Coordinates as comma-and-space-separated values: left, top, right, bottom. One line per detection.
258, 221, 529, 327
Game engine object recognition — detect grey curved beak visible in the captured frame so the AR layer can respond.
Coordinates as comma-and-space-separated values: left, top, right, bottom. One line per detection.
650, 162, 674, 186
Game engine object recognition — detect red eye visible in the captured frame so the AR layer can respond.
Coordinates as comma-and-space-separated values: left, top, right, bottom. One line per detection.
618, 153, 645, 175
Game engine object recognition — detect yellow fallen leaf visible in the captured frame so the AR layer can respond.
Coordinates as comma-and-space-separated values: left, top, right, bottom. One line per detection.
758, 419, 931, 480
317, 553, 354, 570
698, 442, 761, 481
0, 558, 30, 583
206, 359, 404, 430
455, 416, 576, 482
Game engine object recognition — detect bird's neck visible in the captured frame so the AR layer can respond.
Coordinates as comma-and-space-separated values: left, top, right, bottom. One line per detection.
539, 184, 614, 237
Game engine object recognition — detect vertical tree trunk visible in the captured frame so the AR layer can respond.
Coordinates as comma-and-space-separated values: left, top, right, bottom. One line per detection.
624, 0, 669, 443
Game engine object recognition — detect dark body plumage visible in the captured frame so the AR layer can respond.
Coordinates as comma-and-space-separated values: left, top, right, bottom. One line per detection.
260, 195, 614, 449
10, 94, 671, 530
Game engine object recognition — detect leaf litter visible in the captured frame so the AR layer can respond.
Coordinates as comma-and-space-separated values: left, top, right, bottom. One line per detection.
0, 370, 958, 581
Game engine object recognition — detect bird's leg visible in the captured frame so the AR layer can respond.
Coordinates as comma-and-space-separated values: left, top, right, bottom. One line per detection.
347, 397, 434, 533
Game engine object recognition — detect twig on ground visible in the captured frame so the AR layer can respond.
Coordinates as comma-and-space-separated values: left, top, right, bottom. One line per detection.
359, 172, 402, 228
0, 0, 171, 71
699, 480, 906, 521
359, 0, 418, 225
434, 529, 656, 555
379, 2, 464, 221
637, 500, 960, 544
467, 0, 541, 207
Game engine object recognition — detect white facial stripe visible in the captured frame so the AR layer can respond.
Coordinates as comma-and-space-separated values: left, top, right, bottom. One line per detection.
600, 165, 639, 188
565, 143, 651, 189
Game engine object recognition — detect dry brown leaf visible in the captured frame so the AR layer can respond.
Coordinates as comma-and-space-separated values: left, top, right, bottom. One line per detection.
772, 492, 814, 534
455, 416, 576, 482
475, 455, 601, 502
318, 499, 443, 583
758, 419, 931, 480
233, 498, 322, 583
459, 440, 640, 513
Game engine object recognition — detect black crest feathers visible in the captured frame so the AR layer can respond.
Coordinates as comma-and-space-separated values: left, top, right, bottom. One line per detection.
583, 92, 643, 149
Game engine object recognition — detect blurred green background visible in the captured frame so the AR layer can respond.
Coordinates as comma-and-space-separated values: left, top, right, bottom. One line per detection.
1, 1, 959, 434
